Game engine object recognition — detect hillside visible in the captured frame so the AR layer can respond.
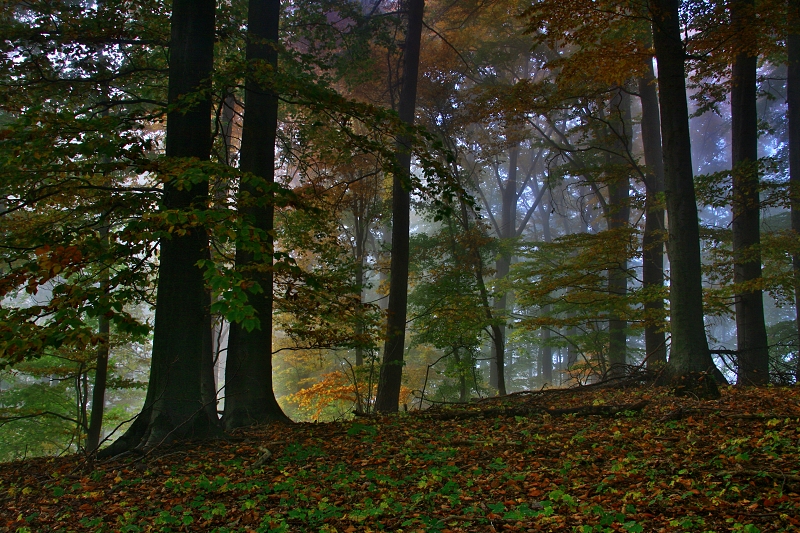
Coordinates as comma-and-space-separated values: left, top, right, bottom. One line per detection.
2, 385, 799, 532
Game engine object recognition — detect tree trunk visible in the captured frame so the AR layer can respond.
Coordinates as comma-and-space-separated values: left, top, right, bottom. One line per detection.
537, 186, 553, 384
649, 0, 721, 398
220, 90, 238, 168
223, 0, 289, 430
453, 347, 467, 402
351, 183, 376, 369
559, 208, 580, 380
87, 137, 111, 453
638, 60, 668, 369
452, 182, 507, 400
540, 315, 553, 384
490, 147, 517, 394
789, 4, 800, 383
355, 256, 365, 367
490, 286, 508, 391
606, 86, 632, 377
99, 0, 218, 456
85, 261, 109, 453
374, 0, 424, 413
730, 0, 769, 386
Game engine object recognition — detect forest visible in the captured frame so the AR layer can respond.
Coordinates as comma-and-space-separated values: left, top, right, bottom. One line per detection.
0, 0, 798, 463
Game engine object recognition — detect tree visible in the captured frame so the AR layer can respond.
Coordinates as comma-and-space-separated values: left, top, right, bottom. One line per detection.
788, 2, 800, 383
85, 226, 111, 453
101, 0, 219, 455
649, 0, 721, 397
223, 0, 289, 430
407, 224, 491, 403
1, 0, 166, 454
730, 0, 769, 385
638, 56, 668, 369
433, 1, 549, 395
605, 86, 633, 377
343, 174, 384, 369
518, 0, 665, 381
374, 0, 425, 413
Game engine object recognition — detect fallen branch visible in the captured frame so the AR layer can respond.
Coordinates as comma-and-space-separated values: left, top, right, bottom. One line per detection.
422, 400, 649, 421
252, 448, 273, 469
545, 400, 649, 417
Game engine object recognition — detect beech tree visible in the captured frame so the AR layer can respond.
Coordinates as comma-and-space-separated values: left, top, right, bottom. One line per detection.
374, 0, 425, 413
605, 86, 633, 377
1, 0, 164, 455
730, 0, 769, 385
101, 0, 219, 455
649, 0, 721, 397
790, 2, 800, 382
638, 54, 668, 369
222, 0, 289, 430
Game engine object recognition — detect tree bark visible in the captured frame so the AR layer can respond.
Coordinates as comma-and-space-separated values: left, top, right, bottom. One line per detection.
223, 0, 289, 429
220, 90, 238, 168
606, 86, 632, 377
649, 0, 721, 397
374, 0, 424, 413
453, 347, 468, 402
87, 129, 112, 453
638, 60, 668, 369
536, 186, 554, 384
730, 0, 769, 385
490, 147, 518, 395
788, 3, 800, 383
85, 247, 109, 453
100, 0, 219, 456
355, 254, 366, 368
349, 180, 377, 369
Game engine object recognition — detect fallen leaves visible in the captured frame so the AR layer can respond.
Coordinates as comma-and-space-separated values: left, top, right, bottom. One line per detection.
0, 385, 798, 532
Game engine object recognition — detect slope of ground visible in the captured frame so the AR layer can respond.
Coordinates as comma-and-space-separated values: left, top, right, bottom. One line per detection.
1, 385, 799, 532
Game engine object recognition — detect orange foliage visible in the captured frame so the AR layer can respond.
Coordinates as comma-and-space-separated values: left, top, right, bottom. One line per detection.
285, 371, 358, 421
284, 370, 414, 421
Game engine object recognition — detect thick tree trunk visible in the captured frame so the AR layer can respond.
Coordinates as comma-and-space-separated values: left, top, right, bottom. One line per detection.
374, 0, 424, 413
606, 87, 631, 377
100, 0, 218, 456
223, 0, 289, 429
731, 0, 769, 386
638, 61, 668, 369
649, 0, 721, 398
789, 6, 800, 383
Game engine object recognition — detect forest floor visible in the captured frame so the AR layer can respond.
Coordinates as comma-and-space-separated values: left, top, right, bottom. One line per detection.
1, 384, 799, 533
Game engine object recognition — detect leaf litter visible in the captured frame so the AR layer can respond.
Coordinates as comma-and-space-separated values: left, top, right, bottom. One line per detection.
1, 385, 799, 532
